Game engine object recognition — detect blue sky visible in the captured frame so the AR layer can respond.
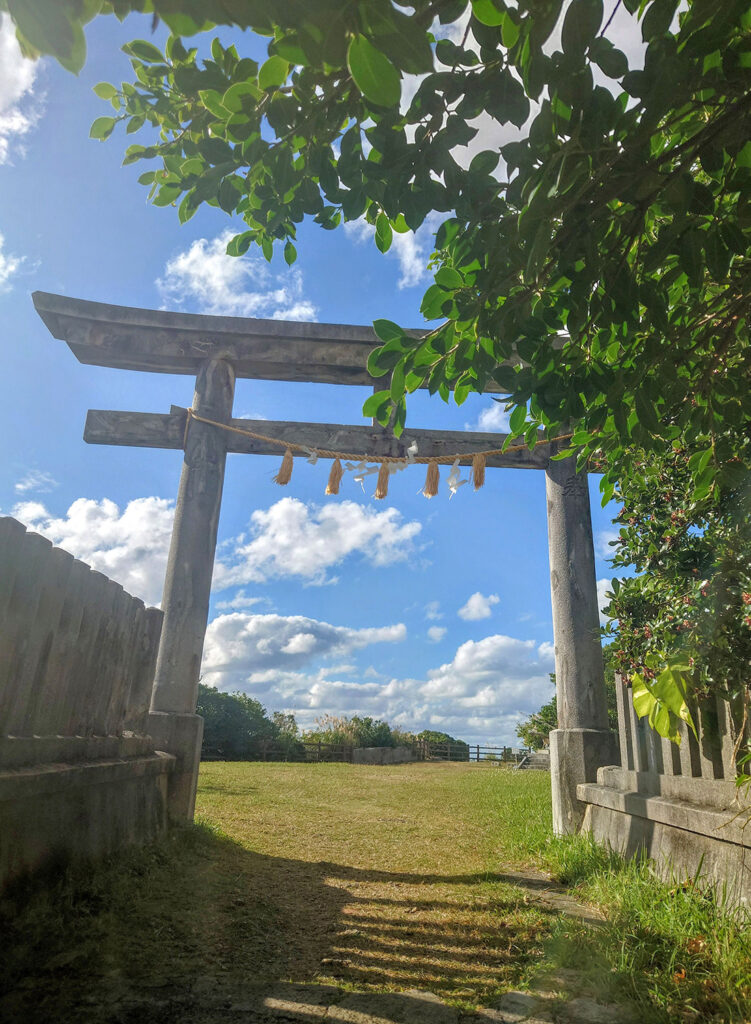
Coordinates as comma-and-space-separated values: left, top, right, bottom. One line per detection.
0, 11, 625, 745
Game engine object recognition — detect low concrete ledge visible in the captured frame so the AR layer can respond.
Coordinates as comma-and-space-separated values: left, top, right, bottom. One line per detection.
0, 733, 157, 769
352, 745, 417, 765
579, 770, 751, 907
578, 780, 749, 848
0, 753, 175, 891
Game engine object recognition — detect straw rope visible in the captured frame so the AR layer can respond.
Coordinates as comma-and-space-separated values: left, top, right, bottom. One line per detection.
182, 408, 574, 464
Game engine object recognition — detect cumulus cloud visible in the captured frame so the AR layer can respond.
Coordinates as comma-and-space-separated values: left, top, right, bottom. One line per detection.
424, 600, 442, 621
0, 232, 26, 292
156, 230, 317, 320
0, 15, 42, 164
597, 527, 620, 559
343, 216, 434, 289
458, 591, 500, 621
427, 626, 446, 643
214, 590, 266, 612
597, 578, 614, 626
466, 402, 510, 434
202, 611, 406, 686
204, 623, 556, 743
13, 496, 174, 606
215, 497, 422, 588
14, 469, 57, 494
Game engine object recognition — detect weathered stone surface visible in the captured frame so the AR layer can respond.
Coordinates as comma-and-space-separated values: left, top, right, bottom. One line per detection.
334, 989, 458, 1024
557, 996, 636, 1023
490, 991, 551, 1023
352, 745, 417, 765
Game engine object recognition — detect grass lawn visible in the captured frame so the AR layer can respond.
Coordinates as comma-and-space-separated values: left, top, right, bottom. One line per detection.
2, 761, 750, 1023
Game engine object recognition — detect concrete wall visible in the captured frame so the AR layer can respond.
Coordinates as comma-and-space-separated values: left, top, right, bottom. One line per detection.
579, 676, 751, 908
0, 517, 174, 889
352, 745, 417, 765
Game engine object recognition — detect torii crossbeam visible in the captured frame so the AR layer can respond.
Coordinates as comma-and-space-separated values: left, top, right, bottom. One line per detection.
33, 290, 617, 833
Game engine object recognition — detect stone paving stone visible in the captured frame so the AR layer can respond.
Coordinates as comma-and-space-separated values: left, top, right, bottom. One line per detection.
487, 991, 554, 1022
557, 996, 637, 1024
332, 988, 459, 1023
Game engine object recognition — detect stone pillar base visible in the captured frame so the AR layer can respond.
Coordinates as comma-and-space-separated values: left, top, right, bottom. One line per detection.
550, 728, 619, 835
147, 711, 203, 824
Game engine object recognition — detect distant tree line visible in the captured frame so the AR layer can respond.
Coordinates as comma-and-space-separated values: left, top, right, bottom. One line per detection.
196, 689, 471, 761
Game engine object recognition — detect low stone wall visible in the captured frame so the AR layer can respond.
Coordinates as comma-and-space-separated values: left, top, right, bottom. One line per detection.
0, 517, 174, 890
352, 745, 417, 765
579, 766, 751, 909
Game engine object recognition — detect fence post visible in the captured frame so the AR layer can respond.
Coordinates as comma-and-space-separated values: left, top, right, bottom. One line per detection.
317, 740, 321, 763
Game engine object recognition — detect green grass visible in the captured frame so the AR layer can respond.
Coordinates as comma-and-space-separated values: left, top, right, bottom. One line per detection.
2, 762, 750, 1023
539, 833, 751, 1023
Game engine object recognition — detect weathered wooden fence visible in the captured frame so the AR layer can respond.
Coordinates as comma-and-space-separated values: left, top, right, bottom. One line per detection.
579, 673, 751, 906
0, 517, 174, 889
420, 741, 529, 764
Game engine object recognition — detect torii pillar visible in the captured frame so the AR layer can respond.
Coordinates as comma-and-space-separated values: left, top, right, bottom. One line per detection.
546, 438, 618, 833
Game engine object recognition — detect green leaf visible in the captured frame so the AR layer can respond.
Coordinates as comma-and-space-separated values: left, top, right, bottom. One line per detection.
363, 390, 392, 418
471, 0, 505, 27
90, 116, 116, 140
375, 212, 393, 253
222, 81, 262, 112
93, 81, 118, 100
258, 56, 289, 90
122, 39, 164, 63
347, 36, 401, 107
561, 0, 603, 55
373, 319, 405, 343
283, 241, 297, 266
435, 266, 463, 290
509, 404, 526, 435
588, 37, 628, 78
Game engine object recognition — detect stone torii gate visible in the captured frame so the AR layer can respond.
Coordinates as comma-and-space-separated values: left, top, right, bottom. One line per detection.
33, 290, 617, 834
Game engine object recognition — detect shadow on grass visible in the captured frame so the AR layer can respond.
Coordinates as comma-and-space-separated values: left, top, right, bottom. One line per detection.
0, 822, 555, 1024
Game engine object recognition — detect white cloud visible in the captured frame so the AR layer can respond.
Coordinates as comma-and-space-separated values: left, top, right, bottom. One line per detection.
597, 578, 614, 626
458, 591, 500, 621
424, 600, 442, 621
597, 527, 620, 559
0, 232, 24, 292
202, 611, 406, 687
156, 230, 317, 320
466, 402, 510, 434
214, 589, 266, 612
427, 625, 446, 643
14, 469, 57, 494
13, 496, 175, 606
343, 217, 433, 289
205, 624, 556, 743
0, 14, 42, 164
215, 497, 422, 588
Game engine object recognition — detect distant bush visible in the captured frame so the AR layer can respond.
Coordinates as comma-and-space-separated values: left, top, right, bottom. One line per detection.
304, 714, 414, 749
416, 730, 470, 760
196, 685, 303, 760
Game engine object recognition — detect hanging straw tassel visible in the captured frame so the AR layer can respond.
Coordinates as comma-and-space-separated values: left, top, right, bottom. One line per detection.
472, 452, 486, 491
374, 462, 390, 500
325, 458, 343, 495
273, 448, 294, 485
422, 460, 440, 498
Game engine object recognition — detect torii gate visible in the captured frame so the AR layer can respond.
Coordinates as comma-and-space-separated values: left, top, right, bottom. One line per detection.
33, 290, 617, 835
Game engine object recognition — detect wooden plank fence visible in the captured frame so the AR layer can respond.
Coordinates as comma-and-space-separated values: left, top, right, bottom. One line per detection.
614, 673, 747, 782
203, 739, 530, 764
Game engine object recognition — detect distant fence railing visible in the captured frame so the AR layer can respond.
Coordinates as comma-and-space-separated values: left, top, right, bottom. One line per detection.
203, 739, 530, 764
419, 741, 529, 764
